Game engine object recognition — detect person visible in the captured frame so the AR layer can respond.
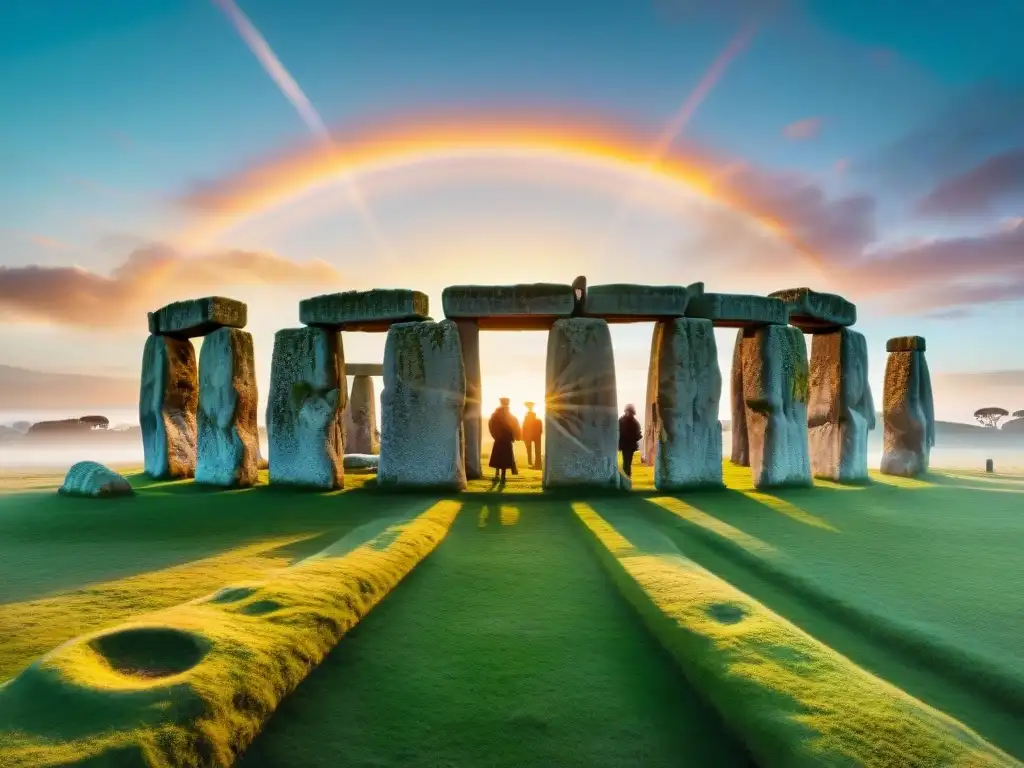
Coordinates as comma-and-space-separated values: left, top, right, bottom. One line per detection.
488, 397, 519, 481
618, 403, 643, 478
522, 401, 543, 469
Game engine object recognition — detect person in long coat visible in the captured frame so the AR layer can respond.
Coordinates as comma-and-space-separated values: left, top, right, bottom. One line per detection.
488, 398, 519, 481
618, 403, 643, 478
522, 401, 543, 469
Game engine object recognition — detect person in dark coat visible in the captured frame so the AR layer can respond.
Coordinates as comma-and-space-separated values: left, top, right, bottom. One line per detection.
488, 398, 519, 481
618, 403, 643, 478
522, 401, 543, 469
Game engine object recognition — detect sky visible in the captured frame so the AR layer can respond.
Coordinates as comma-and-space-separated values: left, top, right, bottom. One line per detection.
1, 0, 1023, 425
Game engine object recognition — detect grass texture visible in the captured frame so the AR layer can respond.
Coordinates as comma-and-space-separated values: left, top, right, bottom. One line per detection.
240, 500, 752, 767
0, 499, 459, 768
572, 501, 1019, 768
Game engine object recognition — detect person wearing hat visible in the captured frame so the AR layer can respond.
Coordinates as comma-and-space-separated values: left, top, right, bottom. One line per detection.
522, 401, 543, 469
488, 397, 520, 481
618, 403, 643, 478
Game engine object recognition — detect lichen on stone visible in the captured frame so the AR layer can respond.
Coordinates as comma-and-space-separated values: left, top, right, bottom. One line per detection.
441, 283, 575, 318
299, 289, 429, 329
581, 284, 689, 318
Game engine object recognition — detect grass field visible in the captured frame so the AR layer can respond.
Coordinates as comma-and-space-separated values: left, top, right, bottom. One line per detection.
1, 447, 1022, 765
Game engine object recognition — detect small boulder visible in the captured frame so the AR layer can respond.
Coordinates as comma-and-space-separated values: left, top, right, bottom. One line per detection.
59, 461, 133, 498
300, 289, 429, 331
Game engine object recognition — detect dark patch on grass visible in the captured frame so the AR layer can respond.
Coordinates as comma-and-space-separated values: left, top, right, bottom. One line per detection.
91, 627, 209, 678
705, 602, 746, 625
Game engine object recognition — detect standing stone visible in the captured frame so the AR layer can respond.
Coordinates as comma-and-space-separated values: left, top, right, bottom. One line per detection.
881, 337, 933, 477
266, 327, 346, 489
456, 319, 482, 479
140, 335, 198, 480
808, 328, 875, 482
543, 318, 621, 489
195, 328, 259, 487
642, 326, 660, 466
653, 318, 724, 490
742, 325, 812, 489
343, 375, 379, 455
730, 329, 749, 466
378, 320, 467, 490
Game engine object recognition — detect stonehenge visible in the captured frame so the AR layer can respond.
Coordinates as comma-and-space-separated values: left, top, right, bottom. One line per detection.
136, 280, 928, 494
881, 336, 935, 477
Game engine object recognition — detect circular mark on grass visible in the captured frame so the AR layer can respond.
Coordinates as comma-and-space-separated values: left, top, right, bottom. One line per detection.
705, 602, 747, 625
91, 627, 210, 678
241, 599, 282, 616
208, 586, 257, 604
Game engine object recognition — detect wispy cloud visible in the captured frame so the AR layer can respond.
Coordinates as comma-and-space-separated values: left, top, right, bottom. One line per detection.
783, 117, 822, 140
0, 244, 342, 328
916, 148, 1024, 217
1, 230, 74, 251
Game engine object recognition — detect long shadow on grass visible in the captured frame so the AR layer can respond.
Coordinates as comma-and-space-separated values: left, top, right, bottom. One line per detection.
240, 499, 753, 768
597, 493, 1024, 759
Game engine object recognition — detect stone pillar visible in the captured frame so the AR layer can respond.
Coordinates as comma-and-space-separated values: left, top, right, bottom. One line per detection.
730, 329, 749, 466
740, 324, 812, 489
195, 327, 260, 487
266, 327, 346, 489
378, 320, 467, 490
642, 326, 660, 466
455, 319, 482, 479
343, 375, 379, 455
653, 318, 724, 490
881, 336, 934, 477
808, 328, 875, 482
140, 334, 198, 479
543, 318, 621, 489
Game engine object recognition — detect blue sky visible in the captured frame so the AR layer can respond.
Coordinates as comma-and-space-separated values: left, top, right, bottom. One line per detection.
1, 0, 1023, 422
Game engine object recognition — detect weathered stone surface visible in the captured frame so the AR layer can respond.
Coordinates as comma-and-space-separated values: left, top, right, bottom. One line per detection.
808, 329, 875, 482
378, 320, 467, 490
59, 461, 133, 498
543, 318, 622, 489
730, 329, 749, 466
642, 326, 660, 466
266, 327, 346, 489
343, 453, 379, 472
768, 287, 856, 331
345, 363, 383, 377
300, 289, 429, 331
571, 276, 587, 315
442, 283, 574, 330
742, 324, 812, 488
886, 336, 926, 352
343, 375, 379, 455
686, 292, 788, 328
140, 335, 198, 479
195, 328, 260, 488
921, 353, 935, 451
881, 347, 933, 477
653, 318, 724, 490
687, 281, 705, 298
456, 319, 482, 480
581, 284, 689, 322
148, 296, 247, 338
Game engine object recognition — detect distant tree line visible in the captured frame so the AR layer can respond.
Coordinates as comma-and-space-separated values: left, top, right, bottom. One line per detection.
973, 407, 1024, 428
26, 415, 109, 435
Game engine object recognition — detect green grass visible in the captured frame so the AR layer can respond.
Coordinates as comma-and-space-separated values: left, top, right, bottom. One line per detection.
239, 499, 752, 767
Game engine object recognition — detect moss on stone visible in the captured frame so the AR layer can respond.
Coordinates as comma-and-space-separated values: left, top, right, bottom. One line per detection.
299, 290, 429, 329
441, 283, 575, 318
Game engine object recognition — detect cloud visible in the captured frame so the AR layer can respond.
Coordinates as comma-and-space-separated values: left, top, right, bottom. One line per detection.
0, 244, 341, 328
916, 148, 1024, 217
783, 117, 822, 140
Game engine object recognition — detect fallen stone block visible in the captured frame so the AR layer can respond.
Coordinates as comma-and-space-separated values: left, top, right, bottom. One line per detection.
195, 328, 260, 488
653, 318, 724, 490
266, 327, 346, 489
59, 461, 133, 498
140, 335, 198, 479
886, 336, 926, 352
455, 319, 482, 480
300, 289, 429, 331
808, 328, 875, 482
442, 283, 575, 330
881, 339, 933, 477
581, 284, 689, 322
686, 292, 788, 328
768, 287, 856, 332
378, 320, 467, 490
742, 324, 812, 488
148, 296, 247, 338
543, 318, 621, 489
345, 363, 383, 377
343, 375, 379, 455
730, 329, 749, 466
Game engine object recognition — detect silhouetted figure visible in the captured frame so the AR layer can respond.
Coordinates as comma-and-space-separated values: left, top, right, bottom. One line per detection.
618, 404, 643, 478
522, 401, 543, 469
488, 398, 519, 481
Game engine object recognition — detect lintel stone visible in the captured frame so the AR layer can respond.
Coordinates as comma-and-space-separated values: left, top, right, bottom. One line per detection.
442, 283, 574, 330
685, 292, 788, 328
580, 284, 689, 322
768, 287, 856, 331
886, 336, 926, 352
346, 363, 383, 377
300, 289, 429, 332
148, 296, 247, 338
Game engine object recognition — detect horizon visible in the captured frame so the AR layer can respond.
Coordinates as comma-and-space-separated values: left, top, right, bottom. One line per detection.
2, 1, 1023, 424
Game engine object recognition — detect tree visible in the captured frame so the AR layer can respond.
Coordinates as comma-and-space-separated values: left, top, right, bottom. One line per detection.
79, 415, 109, 429
974, 407, 1009, 428
1014, 410, 1024, 419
